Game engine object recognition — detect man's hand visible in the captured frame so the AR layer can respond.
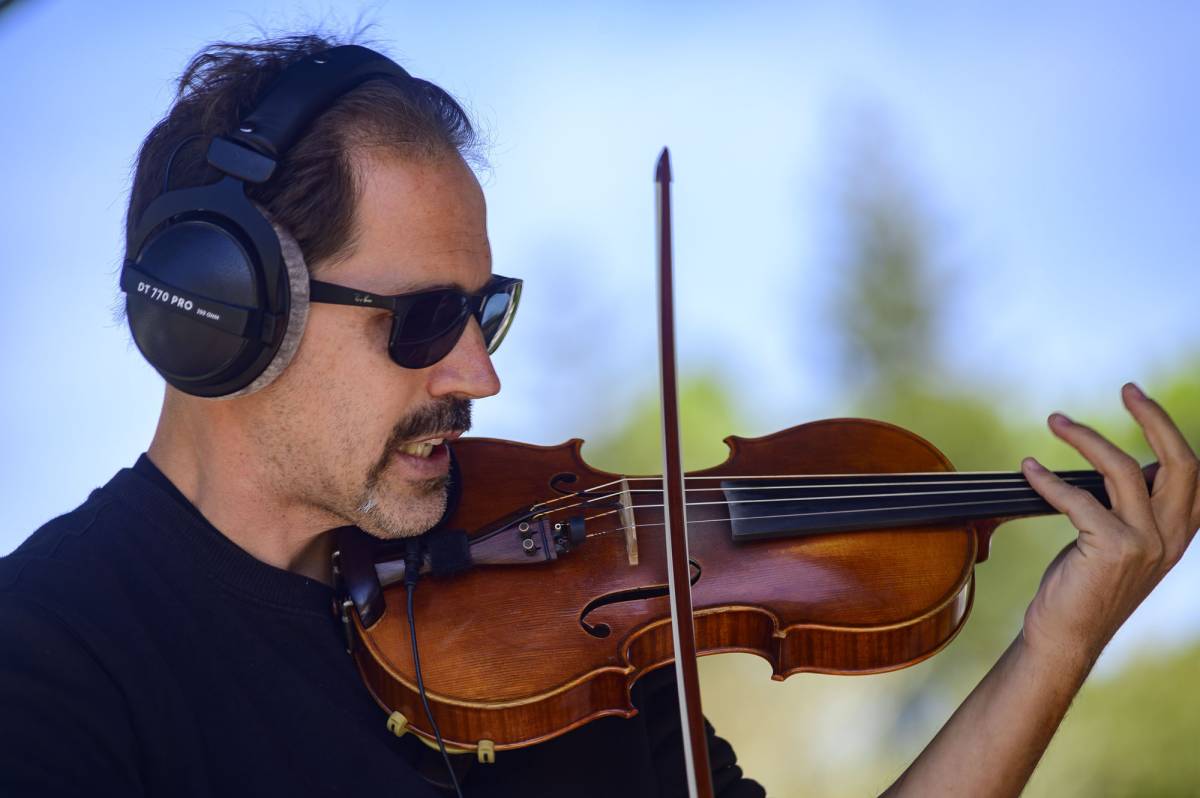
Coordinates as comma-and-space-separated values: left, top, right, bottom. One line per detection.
883, 383, 1199, 798
1020, 382, 1200, 669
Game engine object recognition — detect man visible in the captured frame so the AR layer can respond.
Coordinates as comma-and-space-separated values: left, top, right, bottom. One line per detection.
1, 32, 1197, 798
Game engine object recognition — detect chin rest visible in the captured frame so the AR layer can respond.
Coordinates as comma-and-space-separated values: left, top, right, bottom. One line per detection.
332, 525, 390, 628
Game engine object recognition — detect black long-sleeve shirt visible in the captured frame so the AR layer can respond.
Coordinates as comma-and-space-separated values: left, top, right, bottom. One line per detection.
0, 456, 765, 797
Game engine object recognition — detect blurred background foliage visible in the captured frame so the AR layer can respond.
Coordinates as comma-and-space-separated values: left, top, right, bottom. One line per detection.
582, 122, 1200, 796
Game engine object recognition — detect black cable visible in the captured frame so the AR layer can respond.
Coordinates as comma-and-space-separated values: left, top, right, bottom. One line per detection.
405, 540, 464, 798
161, 134, 206, 194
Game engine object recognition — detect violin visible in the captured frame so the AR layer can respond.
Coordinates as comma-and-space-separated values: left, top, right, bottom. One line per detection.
334, 421, 1142, 754
330, 149, 1156, 796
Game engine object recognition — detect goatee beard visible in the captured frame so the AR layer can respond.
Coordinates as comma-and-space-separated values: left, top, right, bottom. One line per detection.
354, 398, 471, 538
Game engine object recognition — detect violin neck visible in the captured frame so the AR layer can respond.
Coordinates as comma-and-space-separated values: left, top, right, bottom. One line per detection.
718, 469, 1108, 542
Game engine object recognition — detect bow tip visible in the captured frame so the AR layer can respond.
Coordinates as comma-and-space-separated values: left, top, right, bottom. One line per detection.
655, 147, 672, 183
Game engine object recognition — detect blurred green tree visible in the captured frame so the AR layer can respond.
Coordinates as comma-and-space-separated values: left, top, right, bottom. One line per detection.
1029, 640, 1200, 796
824, 120, 1058, 692
822, 117, 1200, 795
583, 372, 743, 475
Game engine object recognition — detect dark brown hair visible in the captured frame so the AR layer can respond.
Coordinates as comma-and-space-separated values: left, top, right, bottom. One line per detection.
124, 32, 480, 272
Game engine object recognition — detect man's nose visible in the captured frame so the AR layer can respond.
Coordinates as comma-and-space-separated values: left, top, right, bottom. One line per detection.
427, 319, 501, 399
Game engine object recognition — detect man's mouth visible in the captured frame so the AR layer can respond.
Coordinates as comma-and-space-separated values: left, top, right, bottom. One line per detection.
398, 437, 444, 459
395, 431, 463, 460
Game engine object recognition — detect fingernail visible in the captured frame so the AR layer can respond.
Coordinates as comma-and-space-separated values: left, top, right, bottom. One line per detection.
1050, 412, 1073, 427
1023, 457, 1046, 472
1126, 382, 1146, 399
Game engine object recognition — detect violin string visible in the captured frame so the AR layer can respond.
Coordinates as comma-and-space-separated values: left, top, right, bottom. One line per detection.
573, 483, 1098, 526
550, 471, 1102, 509
697, 474, 1099, 489
595, 476, 1102, 501
583, 491, 1076, 539
530, 473, 1106, 523
536, 485, 1098, 525
523, 470, 1102, 515
540, 475, 1099, 520
612, 469, 1102, 482
524, 476, 631, 513
629, 481, 1102, 511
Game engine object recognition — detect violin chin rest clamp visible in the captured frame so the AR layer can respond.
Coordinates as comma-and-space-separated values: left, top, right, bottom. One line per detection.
385, 710, 409, 738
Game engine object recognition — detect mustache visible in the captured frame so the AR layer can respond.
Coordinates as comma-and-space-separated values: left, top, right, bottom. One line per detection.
385, 398, 472, 450
364, 398, 472, 489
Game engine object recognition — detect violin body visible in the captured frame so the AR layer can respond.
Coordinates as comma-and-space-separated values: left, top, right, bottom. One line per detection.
343, 418, 1001, 752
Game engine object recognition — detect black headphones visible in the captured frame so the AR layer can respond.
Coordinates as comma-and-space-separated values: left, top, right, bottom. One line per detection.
121, 45, 411, 398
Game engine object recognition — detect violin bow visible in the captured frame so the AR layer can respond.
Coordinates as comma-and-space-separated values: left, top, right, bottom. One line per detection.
655, 148, 715, 798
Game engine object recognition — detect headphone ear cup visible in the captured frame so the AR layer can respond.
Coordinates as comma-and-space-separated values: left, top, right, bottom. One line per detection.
125, 199, 283, 397
124, 181, 306, 399
222, 220, 309, 398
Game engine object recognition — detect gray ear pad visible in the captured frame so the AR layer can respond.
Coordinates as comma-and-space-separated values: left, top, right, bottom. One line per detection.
221, 220, 310, 399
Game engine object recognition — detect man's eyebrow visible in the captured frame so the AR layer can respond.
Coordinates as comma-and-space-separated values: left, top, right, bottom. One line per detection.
379, 277, 491, 295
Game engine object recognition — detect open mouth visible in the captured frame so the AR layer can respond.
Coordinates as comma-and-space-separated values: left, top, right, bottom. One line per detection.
394, 430, 463, 461
397, 437, 444, 459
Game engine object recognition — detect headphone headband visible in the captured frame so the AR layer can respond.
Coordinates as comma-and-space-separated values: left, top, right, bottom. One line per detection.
210, 45, 413, 182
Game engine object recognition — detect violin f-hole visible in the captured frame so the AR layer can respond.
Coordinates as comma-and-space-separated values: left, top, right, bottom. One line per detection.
578, 560, 702, 639
549, 472, 578, 496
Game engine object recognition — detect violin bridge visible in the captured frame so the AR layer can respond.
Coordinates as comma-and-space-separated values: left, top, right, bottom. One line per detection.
618, 478, 639, 565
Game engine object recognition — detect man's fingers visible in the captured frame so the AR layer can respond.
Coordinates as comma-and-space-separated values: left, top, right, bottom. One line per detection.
1044, 413, 1155, 530
1121, 383, 1199, 471
1022, 457, 1121, 540
1122, 384, 1200, 548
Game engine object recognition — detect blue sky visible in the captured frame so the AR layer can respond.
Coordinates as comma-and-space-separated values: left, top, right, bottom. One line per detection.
1, 1, 1197, 666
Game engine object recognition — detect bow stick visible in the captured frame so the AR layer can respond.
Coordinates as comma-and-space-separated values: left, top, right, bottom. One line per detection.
655, 148, 715, 798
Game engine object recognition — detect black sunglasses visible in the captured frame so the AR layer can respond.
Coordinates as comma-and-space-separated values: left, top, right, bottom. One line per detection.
309, 274, 522, 369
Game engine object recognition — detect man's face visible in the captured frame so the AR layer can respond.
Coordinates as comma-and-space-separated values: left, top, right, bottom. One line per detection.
248, 149, 501, 539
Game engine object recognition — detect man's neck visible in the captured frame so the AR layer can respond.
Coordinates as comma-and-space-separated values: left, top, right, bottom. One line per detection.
146, 414, 340, 584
